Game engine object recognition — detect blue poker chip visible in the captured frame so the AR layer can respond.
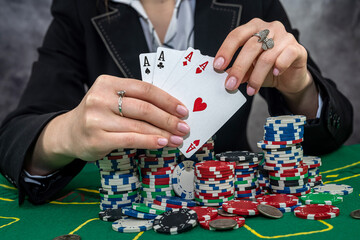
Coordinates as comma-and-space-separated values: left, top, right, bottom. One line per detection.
234, 190, 261, 198
122, 207, 158, 219
235, 170, 256, 175
277, 203, 302, 213
264, 127, 304, 134
267, 156, 302, 161
264, 136, 303, 141
141, 174, 171, 179
271, 185, 310, 194
155, 196, 197, 207
100, 202, 133, 210
101, 173, 137, 180
196, 188, 233, 194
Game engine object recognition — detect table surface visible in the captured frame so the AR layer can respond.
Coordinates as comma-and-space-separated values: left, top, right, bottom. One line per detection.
1, 144, 360, 240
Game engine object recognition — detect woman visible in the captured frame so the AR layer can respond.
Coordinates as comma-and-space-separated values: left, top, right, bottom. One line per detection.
0, 0, 353, 204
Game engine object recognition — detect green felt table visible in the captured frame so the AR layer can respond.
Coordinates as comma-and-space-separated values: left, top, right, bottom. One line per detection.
1, 144, 360, 240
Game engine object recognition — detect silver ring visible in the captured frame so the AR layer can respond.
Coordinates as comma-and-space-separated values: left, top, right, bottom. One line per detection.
253, 29, 274, 50
117, 90, 126, 117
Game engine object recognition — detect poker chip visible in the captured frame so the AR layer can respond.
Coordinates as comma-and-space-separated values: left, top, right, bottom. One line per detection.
152, 200, 183, 209
155, 196, 197, 207
266, 115, 306, 124
195, 195, 234, 204
199, 215, 245, 231
257, 194, 299, 208
294, 204, 340, 220
122, 206, 158, 219
145, 201, 173, 212
277, 203, 302, 213
300, 192, 343, 205
132, 203, 165, 215
153, 208, 198, 235
313, 184, 353, 195
195, 160, 235, 172
112, 218, 153, 233
189, 206, 218, 221
222, 200, 260, 215
99, 208, 124, 222
171, 161, 196, 199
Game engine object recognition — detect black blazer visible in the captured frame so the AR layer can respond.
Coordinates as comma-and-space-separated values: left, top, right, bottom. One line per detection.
0, 0, 353, 204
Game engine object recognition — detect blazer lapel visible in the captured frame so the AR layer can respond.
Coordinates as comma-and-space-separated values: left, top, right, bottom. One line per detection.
92, 3, 148, 79
194, 0, 242, 56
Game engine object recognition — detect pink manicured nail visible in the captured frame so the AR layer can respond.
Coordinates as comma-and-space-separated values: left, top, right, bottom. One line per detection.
247, 86, 256, 96
273, 68, 280, 76
225, 76, 237, 90
177, 122, 190, 133
214, 57, 225, 69
158, 138, 168, 146
170, 136, 183, 145
176, 105, 188, 116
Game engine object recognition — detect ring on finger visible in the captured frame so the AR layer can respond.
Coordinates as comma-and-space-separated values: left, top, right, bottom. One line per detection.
117, 90, 126, 117
253, 29, 274, 50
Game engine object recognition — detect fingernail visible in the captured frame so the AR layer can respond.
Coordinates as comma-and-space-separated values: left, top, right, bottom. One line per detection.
225, 76, 237, 90
170, 135, 183, 145
158, 138, 168, 146
177, 122, 190, 133
247, 86, 256, 96
214, 57, 225, 69
176, 105, 188, 117
273, 68, 280, 76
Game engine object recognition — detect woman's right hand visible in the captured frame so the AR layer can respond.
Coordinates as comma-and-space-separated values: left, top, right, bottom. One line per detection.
29, 75, 189, 173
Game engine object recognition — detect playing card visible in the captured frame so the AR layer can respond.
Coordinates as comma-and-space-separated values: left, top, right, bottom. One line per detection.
167, 55, 247, 158
162, 47, 202, 91
139, 53, 156, 83
152, 47, 183, 87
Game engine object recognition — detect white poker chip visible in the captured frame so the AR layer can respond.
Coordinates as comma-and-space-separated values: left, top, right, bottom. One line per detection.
266, 115, 306, 124
313, 184, 353, 195
172, 161, 195, 199
112, 218, 153, 233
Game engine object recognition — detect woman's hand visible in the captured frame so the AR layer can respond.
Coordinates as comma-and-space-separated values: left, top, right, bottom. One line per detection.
214, 18, 312, 97
29, 75, 189, 173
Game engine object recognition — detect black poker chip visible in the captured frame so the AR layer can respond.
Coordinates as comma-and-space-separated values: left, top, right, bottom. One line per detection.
269, 178, 309, 187
216, 151, 263, 162
153, 208, 198, 234
99, 208, 124, 222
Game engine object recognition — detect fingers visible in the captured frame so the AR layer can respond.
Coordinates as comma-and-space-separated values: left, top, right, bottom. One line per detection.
105, 132, 175, 150
99, 76, 189, 118
214, 18, 262, 70
120, 97, 190, 137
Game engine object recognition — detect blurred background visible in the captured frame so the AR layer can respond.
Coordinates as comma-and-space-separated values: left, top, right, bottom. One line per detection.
0, 0, 359, 151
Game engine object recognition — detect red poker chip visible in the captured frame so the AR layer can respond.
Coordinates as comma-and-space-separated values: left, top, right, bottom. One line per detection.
294, 204, 340, 220
196, 190, 234, 198
234, 188, 261, 195
141, 170, 173, 176
196, 175, 234, 181
263, 138, 303, 145
222, 200, 260, 215
235, 164, 259, 170
106, 152, 137, 160
195, 172, 234, 179
235, 173, 256, 178
195, 170, 233, 176
257, 194, 299, 208
153, 200, 182, 208
199, 215, 245, 230
196, 160, 235, 172
189, 206, 218, 221
142, 178, 171, 184
308, 175, 322, 182
195, 192, 234, 200
271, 165, 308, 174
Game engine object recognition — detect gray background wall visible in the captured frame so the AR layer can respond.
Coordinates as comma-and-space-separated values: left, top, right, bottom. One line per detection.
0, 0, 359, 150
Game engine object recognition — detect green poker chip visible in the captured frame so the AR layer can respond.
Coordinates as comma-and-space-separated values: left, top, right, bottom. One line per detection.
300, 192, 343, 205
269, 173, 308, 181
132, 203, 165, 215
140, 190, 175, 198
235, 177, 258, 185
99, 190, 138, 199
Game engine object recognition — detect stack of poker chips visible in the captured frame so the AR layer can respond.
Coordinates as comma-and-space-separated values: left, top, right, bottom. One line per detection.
139, 147, 179, 203
182, 138, 215, 162
216, 151, 262, 199
257, 163, 271, 195
194, 160, 235, 206
96, 148, 140, 210
302, 156, 323, 187
257, 115, 311, 199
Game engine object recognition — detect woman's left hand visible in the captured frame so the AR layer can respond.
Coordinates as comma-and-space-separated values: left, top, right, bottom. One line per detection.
214, 18, 312, 96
